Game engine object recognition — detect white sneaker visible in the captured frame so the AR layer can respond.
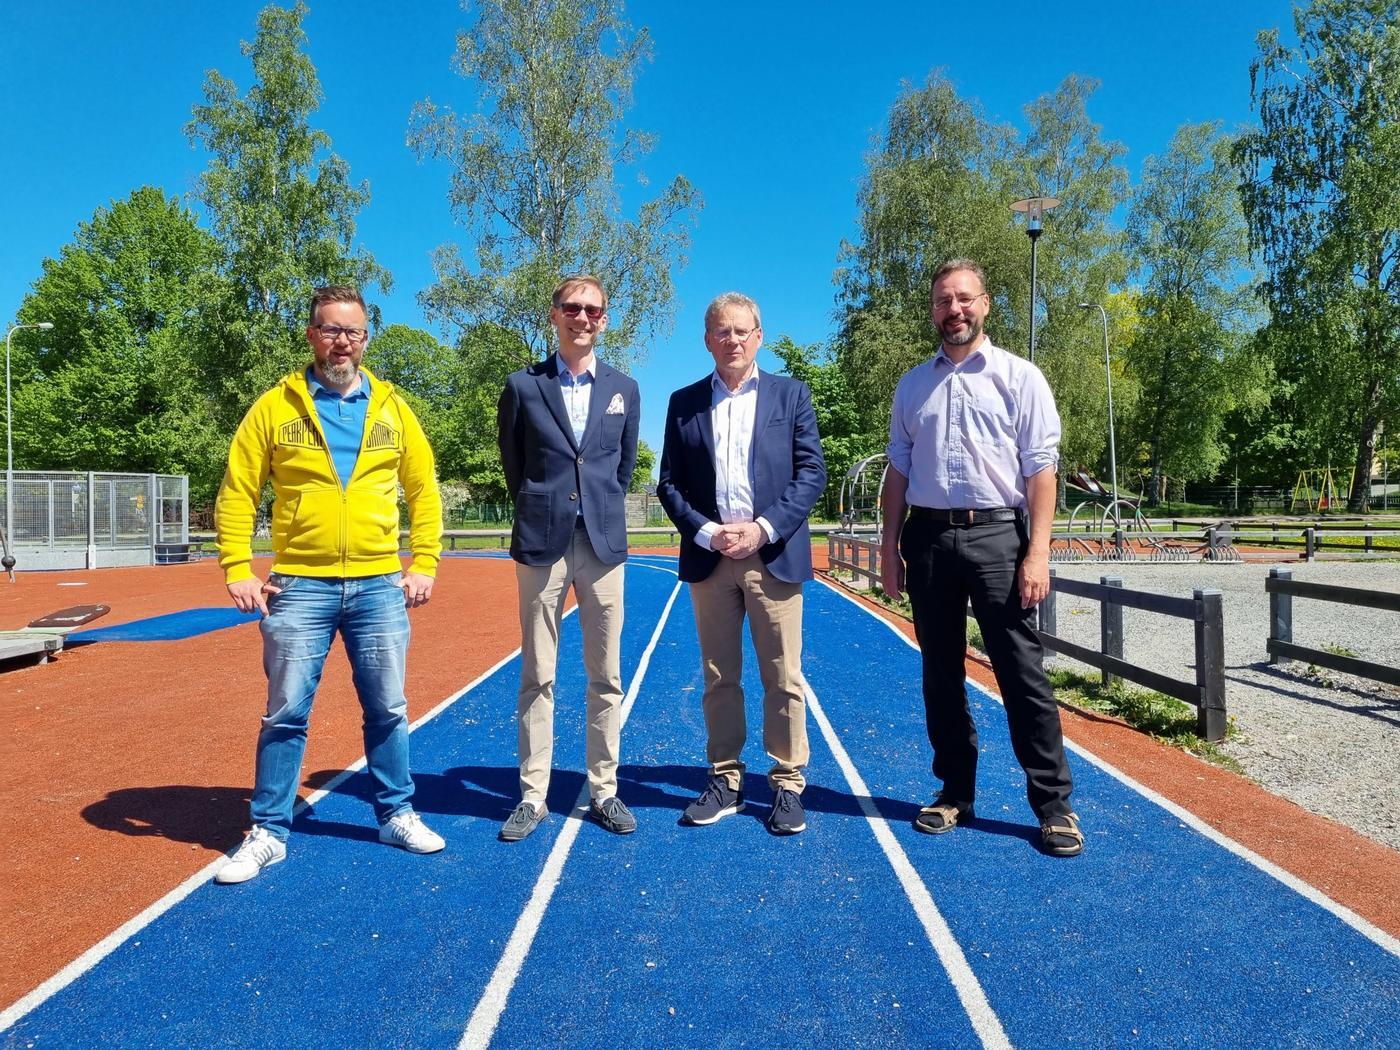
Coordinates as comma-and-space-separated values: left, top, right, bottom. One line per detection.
378, 810, 445, 854
215, 827, 286, 884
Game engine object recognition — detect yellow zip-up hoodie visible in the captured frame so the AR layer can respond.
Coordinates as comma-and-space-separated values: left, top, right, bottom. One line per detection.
215, 367, 442, 584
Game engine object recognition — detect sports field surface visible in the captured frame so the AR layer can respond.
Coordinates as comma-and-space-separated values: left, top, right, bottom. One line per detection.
3, 552, 1398, 1047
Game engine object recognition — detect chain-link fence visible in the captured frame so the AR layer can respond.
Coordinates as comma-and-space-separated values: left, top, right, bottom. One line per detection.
1, 471, 188, 570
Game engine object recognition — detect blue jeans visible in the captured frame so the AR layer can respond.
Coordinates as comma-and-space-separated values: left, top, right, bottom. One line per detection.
251, 572, 413, 840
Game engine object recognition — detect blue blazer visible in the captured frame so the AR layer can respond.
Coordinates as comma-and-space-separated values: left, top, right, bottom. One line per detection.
656, 371, 826, 584
498, 354, 640, 567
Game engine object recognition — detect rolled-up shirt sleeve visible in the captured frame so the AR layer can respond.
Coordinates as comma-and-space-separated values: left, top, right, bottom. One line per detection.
885, 377, 914, 478
1017, 366, 1061, 478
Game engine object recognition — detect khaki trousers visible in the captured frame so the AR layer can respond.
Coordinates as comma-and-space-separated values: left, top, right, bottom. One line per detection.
515, 526, 625, 804
689, 553, 808, 793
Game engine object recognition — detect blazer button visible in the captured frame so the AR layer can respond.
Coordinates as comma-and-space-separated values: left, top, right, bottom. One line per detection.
569, 492, 578, 500
577, 455, 584, 464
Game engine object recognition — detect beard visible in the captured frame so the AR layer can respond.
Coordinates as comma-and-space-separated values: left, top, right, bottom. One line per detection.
316, 359, 359, 386
940, 316, 983, 346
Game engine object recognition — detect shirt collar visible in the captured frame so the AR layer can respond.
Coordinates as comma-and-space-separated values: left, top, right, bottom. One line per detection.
933, 336, 991, 369
306, 367, 369, 400
556, 353, 596, 384
711, 365, 760, 397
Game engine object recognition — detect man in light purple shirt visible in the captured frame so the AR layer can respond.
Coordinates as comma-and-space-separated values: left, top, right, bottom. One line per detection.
880, 258, 1082, 857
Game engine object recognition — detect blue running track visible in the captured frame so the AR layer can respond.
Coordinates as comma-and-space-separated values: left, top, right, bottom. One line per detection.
5, 554, 1398, 1048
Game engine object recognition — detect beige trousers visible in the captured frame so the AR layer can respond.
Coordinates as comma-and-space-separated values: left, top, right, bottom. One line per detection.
515, 526, 625, 804
689, 553, 808, 793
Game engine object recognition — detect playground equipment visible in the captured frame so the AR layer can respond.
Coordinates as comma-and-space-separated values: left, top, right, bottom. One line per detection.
838, 453, 889, 533
1289, 467, 1355, 513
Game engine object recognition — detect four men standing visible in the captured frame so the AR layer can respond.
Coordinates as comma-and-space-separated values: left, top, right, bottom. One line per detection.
214, 259, 1081, 873
657, 293, 827, 835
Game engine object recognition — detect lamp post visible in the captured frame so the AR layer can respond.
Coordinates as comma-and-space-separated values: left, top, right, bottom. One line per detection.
4, 321, 54, 576
1010, 195, 1060, 364
1079, 303, 1119, 517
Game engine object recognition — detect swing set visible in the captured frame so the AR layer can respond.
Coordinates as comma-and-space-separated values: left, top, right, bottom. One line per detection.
1289, 467, 1355, 514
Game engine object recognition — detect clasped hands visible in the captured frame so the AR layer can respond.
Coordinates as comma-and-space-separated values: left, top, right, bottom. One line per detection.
710, 520, 766, 560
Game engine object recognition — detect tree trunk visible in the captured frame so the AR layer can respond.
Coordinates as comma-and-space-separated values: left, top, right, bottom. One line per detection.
1348, 375, 1383, 513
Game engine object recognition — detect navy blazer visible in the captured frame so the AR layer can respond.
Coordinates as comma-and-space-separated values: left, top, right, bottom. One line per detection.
656, 371, 826, 584
498, 354, 640, 567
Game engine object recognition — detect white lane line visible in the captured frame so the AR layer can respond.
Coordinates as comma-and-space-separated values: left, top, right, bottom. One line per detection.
459, 576, 684, 1050
817, 576, 1400, 959
0, 644, 527, 1032
804, 678, 1012, 1050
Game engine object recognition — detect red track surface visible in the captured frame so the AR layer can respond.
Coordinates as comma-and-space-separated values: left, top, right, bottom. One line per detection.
2, 552, 1397, 1012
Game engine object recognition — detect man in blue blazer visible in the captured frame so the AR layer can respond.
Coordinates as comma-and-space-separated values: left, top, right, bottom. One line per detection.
496, 274, 641, 842
656, 291, 827, 835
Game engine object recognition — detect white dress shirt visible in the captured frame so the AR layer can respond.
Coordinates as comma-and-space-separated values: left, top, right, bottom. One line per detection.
696, 368, 777, 550
886, 337, 1060, 510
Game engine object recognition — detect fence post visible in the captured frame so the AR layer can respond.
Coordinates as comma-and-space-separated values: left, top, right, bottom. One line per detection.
87, 471, 98, 569
1101, 576, 1123, 689
1194, 588, 1227, 741
1304, 527, 1315, 562
1268, 567, 1292, 665
1041, 568, 1058, 635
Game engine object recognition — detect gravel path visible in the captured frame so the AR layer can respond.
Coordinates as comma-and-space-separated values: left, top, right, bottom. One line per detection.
1041, 560, 1400, 853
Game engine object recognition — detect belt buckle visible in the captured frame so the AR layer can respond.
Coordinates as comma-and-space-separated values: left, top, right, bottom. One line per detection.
951, 508, 974, 526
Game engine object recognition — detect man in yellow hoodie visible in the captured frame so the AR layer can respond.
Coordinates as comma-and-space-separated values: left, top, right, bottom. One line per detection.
213, 285, 445, 883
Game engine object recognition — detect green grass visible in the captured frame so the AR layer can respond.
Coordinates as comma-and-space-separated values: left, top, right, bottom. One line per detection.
1047, 668, 1243, 773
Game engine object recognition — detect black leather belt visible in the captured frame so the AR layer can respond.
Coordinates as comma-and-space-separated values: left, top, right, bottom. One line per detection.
575, 516, 588, 529
908, 506, 1020, 525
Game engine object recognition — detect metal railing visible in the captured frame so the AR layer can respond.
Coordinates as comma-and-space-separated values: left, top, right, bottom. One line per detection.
1266, 568, 1400, 688
1040, 570, 1227, 741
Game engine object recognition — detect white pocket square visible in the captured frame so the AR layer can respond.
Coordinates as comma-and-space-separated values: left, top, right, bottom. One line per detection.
605, 393, 626, 415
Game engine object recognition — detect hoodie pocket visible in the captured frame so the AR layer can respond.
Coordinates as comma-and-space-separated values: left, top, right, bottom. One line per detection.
275, 489, 341, 561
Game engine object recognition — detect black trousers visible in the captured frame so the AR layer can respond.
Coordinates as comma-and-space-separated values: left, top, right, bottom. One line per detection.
901, 514, 1073, 819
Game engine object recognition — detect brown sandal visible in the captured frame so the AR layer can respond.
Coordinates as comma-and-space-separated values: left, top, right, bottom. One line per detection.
1040, 812, 1084, 856
914, 798, 974, 835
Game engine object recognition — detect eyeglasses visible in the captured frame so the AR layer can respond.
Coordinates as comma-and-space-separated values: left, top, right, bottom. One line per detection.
932, 293, 986, 313
557, 301, 605, 320
314, 324, 369, 343
708, 327, 759, 343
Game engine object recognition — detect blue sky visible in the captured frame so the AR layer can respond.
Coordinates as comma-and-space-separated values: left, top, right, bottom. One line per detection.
1, 1, 1297, 456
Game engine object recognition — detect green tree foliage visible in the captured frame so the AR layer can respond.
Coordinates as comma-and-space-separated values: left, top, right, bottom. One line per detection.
1235, 0, 1400, 510
834, 74, 1129, 504
630, 439, 655, 493
835, 73, 1023, 436
408, 0, 701, 366
10, 188, 228, 498
1008, 76, 1130, 485
1122, 122, 1266, 503
187, 1, 390, 424
769, 335, 871, 518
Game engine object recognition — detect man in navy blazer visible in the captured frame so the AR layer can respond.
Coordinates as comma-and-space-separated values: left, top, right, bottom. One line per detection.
657, 291, 826, 835
496, 274, 640, 842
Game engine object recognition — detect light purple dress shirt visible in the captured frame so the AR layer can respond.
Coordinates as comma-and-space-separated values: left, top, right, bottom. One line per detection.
886, 338, 1060, 510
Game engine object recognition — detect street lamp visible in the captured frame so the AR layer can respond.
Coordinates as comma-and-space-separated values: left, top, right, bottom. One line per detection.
1010, 195, 1060, 364
1078, 303, 1119, 519
4, 321, 54, 578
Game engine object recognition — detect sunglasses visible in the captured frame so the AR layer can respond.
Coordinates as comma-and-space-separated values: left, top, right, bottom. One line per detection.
557, 301, 604, 320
